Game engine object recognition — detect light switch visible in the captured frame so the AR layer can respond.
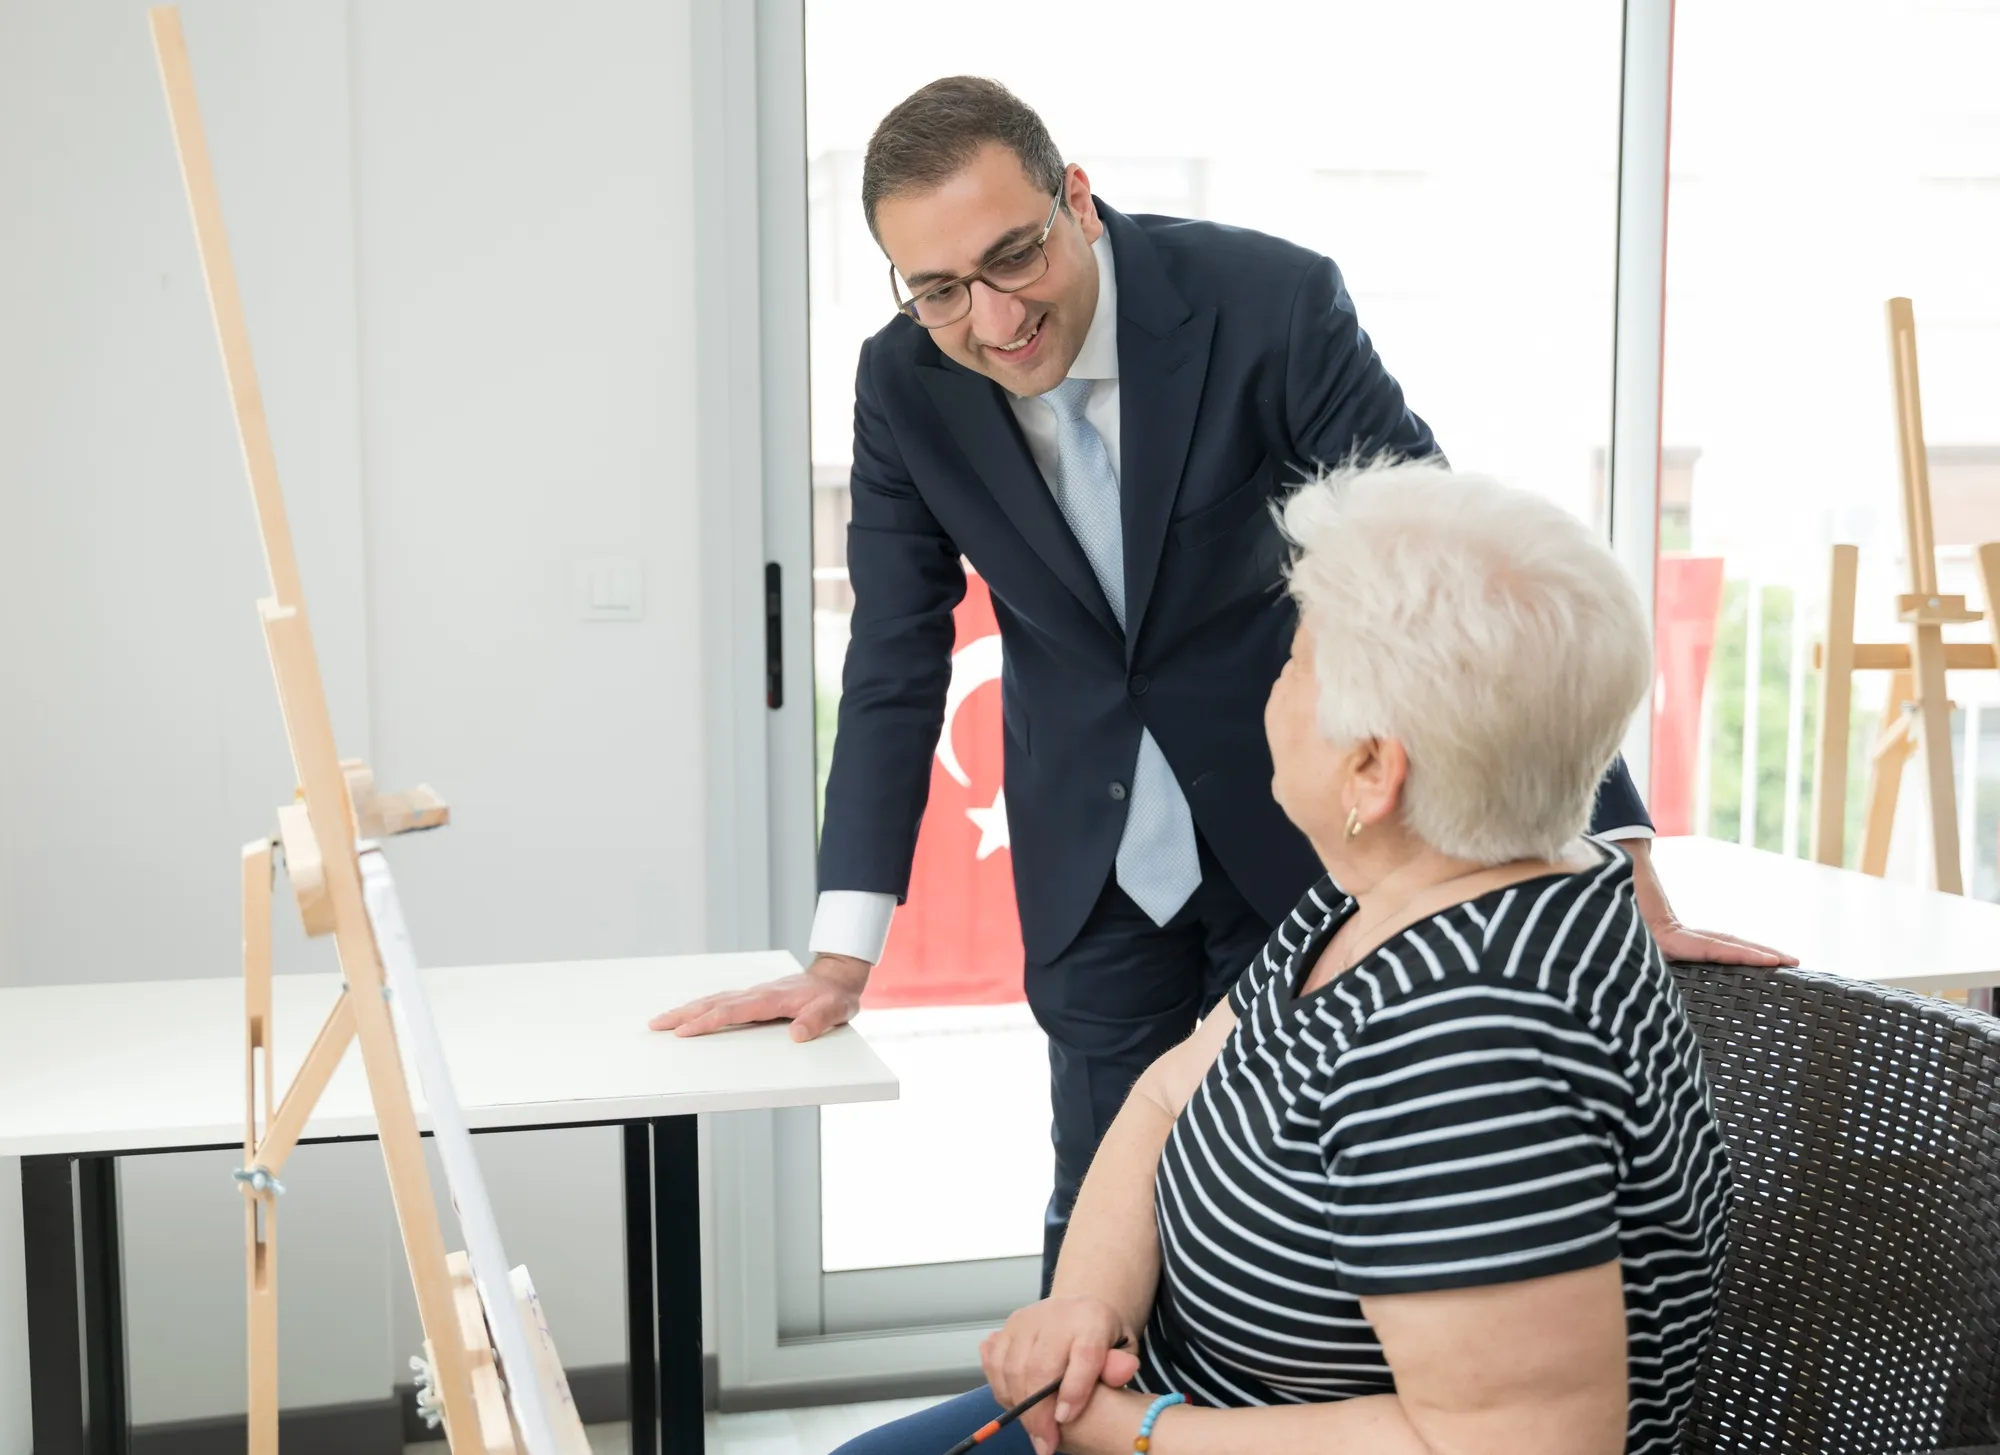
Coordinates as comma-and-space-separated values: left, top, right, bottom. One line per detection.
574, 556, 644, 621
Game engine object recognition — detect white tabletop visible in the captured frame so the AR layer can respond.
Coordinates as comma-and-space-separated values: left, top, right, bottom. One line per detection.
6, 841, 1992, 1156
1649, 835, 2000, 993
0, 951, 897, 1157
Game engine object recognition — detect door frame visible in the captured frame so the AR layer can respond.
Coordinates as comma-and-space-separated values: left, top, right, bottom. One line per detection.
1609, 0, 1677, 789
706, 0, 1677, 1409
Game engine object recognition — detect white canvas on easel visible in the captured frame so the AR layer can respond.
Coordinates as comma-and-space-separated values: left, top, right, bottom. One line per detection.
361, 849, 584, 1455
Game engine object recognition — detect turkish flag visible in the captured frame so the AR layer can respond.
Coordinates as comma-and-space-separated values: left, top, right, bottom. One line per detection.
862, 569, 1026, 1008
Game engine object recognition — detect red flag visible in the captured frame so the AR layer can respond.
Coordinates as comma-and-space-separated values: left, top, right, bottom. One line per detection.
1650, 554, 1726, 838
863, 570, 1026, 1007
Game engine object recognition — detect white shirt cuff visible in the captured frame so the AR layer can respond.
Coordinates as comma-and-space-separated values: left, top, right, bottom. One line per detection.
1595, 824, 1656, 843
809, 890, 897, 964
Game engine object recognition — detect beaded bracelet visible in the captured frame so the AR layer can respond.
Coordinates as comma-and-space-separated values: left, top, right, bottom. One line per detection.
1133, 1392, 1184, 1452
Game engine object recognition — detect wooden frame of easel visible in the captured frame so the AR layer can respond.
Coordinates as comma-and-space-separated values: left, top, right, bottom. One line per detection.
1809, 297, 2000, 892
148, 11, 586, 1452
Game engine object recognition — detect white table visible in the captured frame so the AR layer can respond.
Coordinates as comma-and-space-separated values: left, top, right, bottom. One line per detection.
11, 841, 1997, 1454
1650, 835, 2000, 994
0, 951, 896, 1455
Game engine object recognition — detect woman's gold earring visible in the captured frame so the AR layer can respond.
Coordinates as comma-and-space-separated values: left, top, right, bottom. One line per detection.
1345, 807, 1363, 840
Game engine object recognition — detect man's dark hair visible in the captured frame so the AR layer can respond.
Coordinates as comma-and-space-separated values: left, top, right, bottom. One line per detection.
861, 77, 1066, 242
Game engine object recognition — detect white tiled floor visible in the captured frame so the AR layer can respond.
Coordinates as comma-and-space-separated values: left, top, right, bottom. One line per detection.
404, 1398, 945, 1455
699, 1397, 943, 1453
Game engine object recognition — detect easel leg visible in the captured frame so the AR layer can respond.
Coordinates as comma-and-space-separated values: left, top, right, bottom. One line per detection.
257, 606, 487, 1450
624, 1124, 660, 1455
244, 839, 278, 1455
1884, 298, 1966, 894
1976, 545, 2000, 898
23, 1155, 86, 1455
1860, 670, 1916, 877
350, 991, 492, 1452
1811, 544, 1859, 866
654, 1117, 705, 1455
246, 1193, 277, 1454
1912, 622, 1965, 894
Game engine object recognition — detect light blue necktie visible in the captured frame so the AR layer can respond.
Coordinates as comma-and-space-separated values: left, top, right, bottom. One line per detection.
1040, 377, 1202, 926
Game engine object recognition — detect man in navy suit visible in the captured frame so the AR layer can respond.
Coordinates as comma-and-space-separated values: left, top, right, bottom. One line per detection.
657, 78, 1789, 1288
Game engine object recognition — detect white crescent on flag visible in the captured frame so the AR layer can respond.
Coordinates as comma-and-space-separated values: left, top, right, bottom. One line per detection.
936, 632, 1003, 788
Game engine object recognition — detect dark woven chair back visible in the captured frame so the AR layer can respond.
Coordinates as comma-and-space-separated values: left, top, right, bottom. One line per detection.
1671, 961, 2000, 1453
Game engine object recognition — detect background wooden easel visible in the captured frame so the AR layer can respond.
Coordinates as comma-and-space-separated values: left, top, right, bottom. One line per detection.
149, 10, 586, 1451
1810, 297, 2000, 892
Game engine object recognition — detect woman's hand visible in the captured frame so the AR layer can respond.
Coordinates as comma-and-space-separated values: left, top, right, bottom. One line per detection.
981, 1296, 1141, 1455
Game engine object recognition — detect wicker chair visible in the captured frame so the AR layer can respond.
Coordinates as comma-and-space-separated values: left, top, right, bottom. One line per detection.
1672, 961, 2000, 1454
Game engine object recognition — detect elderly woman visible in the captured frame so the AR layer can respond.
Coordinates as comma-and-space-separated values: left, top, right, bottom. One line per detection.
835, 461, 1731, 1455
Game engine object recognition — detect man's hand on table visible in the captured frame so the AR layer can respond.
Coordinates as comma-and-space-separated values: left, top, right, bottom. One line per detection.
648, 953, 871, 1042
1627, 838, 1799, 967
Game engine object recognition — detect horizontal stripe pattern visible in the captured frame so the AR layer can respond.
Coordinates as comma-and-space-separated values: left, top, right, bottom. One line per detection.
1135, 842, 1730, 1452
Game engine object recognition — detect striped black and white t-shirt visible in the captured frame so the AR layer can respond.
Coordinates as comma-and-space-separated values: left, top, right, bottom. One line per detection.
1135, 841, 1731, 1454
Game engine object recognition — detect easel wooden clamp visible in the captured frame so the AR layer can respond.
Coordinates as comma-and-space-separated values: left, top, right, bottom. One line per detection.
148, 10, 587, 1452
1809, 297, 2000, 892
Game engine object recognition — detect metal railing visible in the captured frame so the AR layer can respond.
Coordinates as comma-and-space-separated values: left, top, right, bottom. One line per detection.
1691, 566, 1993, 893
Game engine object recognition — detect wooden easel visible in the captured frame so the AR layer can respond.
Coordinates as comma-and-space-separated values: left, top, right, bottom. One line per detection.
148, 11, 586, 1452
1810, 297, 2000, 892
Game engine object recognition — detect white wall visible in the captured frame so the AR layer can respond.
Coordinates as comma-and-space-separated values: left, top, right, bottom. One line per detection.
350, 0, 704, 1387
0, 0, 709, 1440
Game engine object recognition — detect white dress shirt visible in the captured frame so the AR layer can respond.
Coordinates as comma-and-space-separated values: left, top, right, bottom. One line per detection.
808, 230, 1647, 966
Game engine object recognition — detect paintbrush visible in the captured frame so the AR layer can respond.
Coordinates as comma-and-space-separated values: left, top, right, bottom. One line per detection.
942, 1337, 1132, 1455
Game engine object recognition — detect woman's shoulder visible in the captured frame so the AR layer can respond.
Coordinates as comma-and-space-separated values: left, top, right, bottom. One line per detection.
1350, 841, 1648, 1012
1468, 837, 1645, 982
1352, 847, 1648, 995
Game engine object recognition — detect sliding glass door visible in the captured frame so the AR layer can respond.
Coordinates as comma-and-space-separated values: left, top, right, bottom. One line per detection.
718, 0, 1665, 1404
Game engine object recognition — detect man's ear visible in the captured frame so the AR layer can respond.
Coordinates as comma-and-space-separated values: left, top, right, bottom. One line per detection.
1067, 164, 1102, 240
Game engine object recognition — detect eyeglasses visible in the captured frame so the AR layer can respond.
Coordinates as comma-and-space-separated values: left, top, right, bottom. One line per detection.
889, 193, 1063, 329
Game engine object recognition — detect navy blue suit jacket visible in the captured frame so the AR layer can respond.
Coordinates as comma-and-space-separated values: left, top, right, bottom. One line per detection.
820, 203, 1650, 964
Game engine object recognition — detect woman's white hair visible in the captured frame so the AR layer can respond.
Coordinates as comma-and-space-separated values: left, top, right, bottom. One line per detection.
1281, 459, 1653, 864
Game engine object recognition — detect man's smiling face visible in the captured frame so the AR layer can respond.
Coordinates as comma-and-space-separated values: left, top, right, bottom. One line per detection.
874, 142, 1103, 397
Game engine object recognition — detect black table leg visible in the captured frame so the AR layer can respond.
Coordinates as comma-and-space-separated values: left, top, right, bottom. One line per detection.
651, 1116, 703, 1455
78, 1155, 130, 1455
25, 1129, 690, 1455
22, 1153, 127, 1455
23, 1155, 86, 1455
624, 1123, 661, 1455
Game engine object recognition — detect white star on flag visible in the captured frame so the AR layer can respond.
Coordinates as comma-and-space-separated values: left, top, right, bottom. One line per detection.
965, 786, 1010, 860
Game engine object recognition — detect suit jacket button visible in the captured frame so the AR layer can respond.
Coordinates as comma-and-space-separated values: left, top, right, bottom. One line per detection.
1128, 673, 1150, 696
1108, 782, 1127, 801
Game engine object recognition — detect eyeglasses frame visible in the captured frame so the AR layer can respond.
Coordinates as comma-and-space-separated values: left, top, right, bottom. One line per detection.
887, 191, 1066, 329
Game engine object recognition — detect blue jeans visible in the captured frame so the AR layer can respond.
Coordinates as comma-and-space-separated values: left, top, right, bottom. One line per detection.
829, 1388, 1039, 1455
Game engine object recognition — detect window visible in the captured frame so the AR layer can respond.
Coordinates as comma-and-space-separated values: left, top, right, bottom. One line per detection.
1656, 0, 2000, 894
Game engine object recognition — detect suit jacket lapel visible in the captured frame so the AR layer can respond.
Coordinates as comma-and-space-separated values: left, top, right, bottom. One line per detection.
1106, 208, 1215, 661
917, 360, 1121, 640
